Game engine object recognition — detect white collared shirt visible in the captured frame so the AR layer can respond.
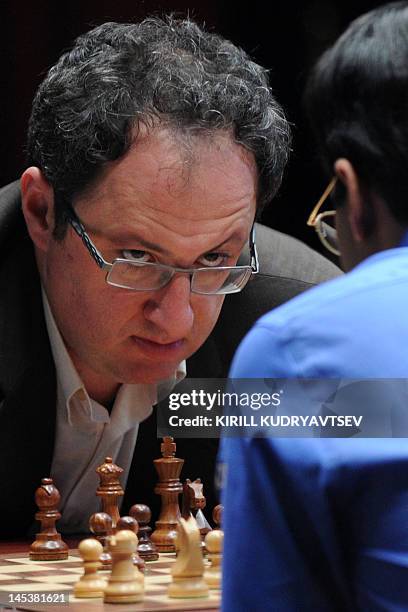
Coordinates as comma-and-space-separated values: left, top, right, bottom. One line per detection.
42, 289, 185, 534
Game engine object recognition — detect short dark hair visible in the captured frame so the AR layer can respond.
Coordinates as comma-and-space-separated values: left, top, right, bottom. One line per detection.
305, 1, 408, 224
27, 16, 291, 237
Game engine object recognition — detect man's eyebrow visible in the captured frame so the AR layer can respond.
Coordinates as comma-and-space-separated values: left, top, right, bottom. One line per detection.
106, 230, 246, 254
208, 233, 246, 251
108, 232, 172, 256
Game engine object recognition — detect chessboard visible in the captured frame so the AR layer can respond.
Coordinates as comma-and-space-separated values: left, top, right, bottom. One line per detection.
0, 551, 220, 611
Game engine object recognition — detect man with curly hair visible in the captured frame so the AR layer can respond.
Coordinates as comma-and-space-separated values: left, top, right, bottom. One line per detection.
0, 16, 338, 536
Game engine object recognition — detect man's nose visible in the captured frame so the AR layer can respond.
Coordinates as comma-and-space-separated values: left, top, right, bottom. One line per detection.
143, 274, 194, 339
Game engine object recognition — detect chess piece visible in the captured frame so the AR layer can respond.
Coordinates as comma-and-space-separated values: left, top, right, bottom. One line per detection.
182, 479, 211, 539
89, 512, 113, 570
129, 504, 159, 561
181, 479, 195, 520
151, 437, 184, 552
104, 530, 144, 603
117, 516, 145, 573
29, 478, 68, 561
212, 504, 223, 528
186, 479, 206, 513
73, 538, 108, 598
168, 516, 209, 598
204, 530, 223, 589
96, 457, 124, 530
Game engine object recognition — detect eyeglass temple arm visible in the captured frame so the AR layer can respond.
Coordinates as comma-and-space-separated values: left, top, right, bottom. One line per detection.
68, 209, 110, 270
307, 177, 337, 226
249, 225, 259, 273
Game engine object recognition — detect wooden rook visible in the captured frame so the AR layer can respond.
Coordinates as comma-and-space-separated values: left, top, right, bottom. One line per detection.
117, 516, 145, 573
89, 512, 113, 570
151, 437, 184, 552
96, 457, 124, 530
29, 478, 68, 561
129, 504, 159, 561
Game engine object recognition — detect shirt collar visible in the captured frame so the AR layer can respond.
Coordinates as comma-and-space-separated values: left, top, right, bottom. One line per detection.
41, 288, 186, 428
351, 230, 408, 274
399, 229, 408, 248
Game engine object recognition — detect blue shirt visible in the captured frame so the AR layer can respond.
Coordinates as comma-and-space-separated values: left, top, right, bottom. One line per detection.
221, 236, 408, 612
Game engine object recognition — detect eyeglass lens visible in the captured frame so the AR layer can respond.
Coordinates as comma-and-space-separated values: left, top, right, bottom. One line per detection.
318, 213, 339, 254
106, 261, 250, 294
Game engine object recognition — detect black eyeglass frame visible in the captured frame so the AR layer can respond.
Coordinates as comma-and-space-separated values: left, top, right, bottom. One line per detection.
67, 208, 259, 295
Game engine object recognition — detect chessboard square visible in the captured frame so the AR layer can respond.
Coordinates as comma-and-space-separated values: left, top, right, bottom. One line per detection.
145, 594, 218, 608
149, 567, 174, 575
151, 561, 176, 571
144, 583, 168, 593
69, 595, 103, 603
147, 573, 171, 584
30, 574, 79, 584
156, 555, 176, 562
4, 555, 79, 564
0, 564, 59, 573
3, 582, 70, 592
44, 555, 80, 564
47, 562, 83, 571
57, 567, 84, 574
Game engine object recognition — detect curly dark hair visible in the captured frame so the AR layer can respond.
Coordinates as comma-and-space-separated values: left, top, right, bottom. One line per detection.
27, 16, 291, 237
305, 1, 408, 223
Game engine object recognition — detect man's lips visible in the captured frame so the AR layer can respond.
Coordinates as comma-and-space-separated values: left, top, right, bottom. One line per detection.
131, 336, 185, 357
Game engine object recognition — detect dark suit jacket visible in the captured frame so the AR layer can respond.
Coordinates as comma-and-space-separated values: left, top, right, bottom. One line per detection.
0, 181, 340, 537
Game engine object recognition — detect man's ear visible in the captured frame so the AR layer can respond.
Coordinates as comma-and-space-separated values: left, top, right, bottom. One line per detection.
334, 158, 374, 243
21, 167, 55, 252
334, 158, 375, 242
334, 158, 363, 241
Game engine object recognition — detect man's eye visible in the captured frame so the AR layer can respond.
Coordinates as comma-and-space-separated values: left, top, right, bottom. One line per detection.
198, 252, 228, 267
122, 250, 152, 263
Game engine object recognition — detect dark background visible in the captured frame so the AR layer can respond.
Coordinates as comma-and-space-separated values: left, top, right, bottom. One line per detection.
1, 0, 387, 254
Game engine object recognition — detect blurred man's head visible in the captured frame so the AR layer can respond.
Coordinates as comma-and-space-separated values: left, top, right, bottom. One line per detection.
305, 2, 408, 271
20, 17, 291, 402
